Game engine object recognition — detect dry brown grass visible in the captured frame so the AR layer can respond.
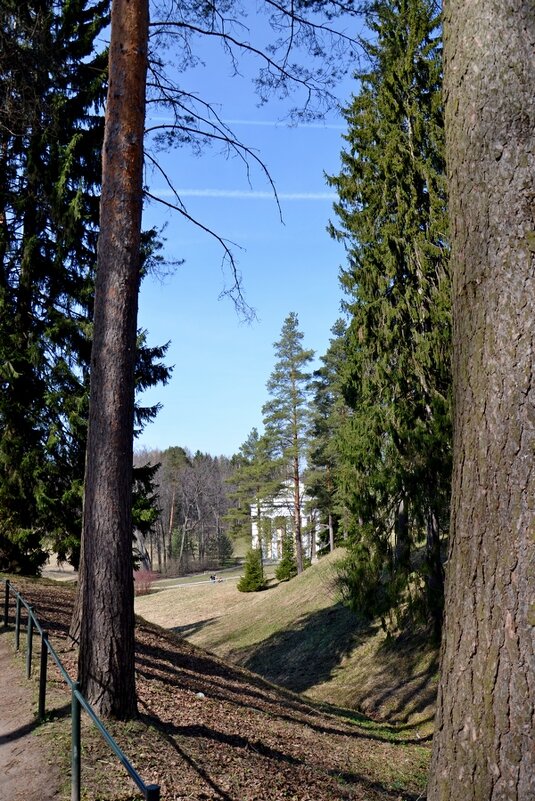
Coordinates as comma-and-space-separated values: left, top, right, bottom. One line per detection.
4, 575, 432, 801
136, 550, 438, 726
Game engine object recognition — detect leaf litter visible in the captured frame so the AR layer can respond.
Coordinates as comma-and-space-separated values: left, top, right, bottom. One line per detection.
6, 578, 430, 801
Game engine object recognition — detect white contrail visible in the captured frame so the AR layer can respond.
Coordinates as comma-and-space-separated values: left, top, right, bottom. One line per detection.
146, 115, 344, 131
223, 118, 345, 130
152, 188, 336, 200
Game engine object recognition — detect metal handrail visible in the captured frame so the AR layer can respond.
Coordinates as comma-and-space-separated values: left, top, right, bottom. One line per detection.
1, 578, 160, 801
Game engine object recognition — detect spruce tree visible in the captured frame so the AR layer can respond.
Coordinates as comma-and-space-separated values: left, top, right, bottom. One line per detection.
226, 428, 282, 547
328, 0, 451, 634
0, 0, 108, 572
237, 548, 267, 593
306, 319, 348, 553
275, 531, 298, 581
0, 3, 170, 573
262, 313, 315, 574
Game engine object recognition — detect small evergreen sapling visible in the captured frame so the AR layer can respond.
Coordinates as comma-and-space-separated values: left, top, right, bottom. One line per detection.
237, 548, 267, 592
275, 532, 298, 581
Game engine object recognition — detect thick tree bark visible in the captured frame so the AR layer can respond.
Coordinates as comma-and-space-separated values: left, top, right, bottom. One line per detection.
76, 0, 148, 719
428, 2, 535, 798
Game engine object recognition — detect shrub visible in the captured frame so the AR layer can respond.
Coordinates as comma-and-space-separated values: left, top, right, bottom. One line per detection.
134, 568, 158, 596
237, 548, 267, 592
275, 533, 298, 581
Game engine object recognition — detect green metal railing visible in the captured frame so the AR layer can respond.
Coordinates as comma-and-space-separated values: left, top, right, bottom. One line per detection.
2, 579, 160, 801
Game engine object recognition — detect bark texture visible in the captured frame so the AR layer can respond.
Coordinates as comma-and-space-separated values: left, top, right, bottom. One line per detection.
428, 2, 535, 799
77, 0, 149, 718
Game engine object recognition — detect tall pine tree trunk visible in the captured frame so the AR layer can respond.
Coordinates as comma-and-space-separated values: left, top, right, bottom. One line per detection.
148, 531, 153, 567
177, 522, 187, 570
428, 1, 535, 796
76, 0, 148, 719
156, 521, 163, 571
293, 450, 304, 573
326, 464, 335, 552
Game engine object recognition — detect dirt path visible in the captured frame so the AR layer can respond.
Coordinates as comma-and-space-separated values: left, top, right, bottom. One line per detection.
0, 631, 61, 801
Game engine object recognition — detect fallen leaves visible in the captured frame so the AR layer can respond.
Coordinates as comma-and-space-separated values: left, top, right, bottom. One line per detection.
7, 578, 430, 801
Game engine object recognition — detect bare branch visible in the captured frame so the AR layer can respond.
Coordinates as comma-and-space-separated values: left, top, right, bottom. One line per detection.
145, 123, 283, 220
144, 151, 187, 213
149, 20, 333, 94
263, 0, 360, 48
142, 0, 364, 314
144, 189, 256, 322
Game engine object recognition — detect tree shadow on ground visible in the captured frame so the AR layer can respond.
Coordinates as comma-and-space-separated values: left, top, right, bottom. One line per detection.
228, 605, 438, 725
138, 707, 425, 801
360, 628, 439, 723
232, 604, 367, 694
171, 617, 219, 638
0, 701, 71, 748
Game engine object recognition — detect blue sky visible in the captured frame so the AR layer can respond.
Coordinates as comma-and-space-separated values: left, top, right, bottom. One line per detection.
136, 16, 358, 458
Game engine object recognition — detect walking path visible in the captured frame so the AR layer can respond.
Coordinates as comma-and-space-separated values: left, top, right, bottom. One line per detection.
0, 631, 61, 800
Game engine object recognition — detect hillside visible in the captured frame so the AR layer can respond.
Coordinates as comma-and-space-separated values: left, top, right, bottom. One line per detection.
4, 576, 431, 801
135, 549, 439, 725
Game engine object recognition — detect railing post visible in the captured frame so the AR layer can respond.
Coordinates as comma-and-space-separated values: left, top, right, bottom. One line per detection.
15, 595, 21, 650
3, 580, 9, 628
71, 682, 81, 801
6, 584, 159, 801
26, 606, 34, 679
38, 630, 49, 720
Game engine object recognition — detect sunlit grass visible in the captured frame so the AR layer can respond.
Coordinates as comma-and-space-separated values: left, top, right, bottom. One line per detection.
135, 549, 438, 730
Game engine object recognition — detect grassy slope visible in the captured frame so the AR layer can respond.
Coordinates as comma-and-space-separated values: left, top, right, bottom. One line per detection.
4, 575, 432, 801
135, 549, 439, 728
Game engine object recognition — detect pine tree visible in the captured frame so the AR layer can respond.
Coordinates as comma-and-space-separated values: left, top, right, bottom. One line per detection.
262, 313, 315, 574
75, 0, 148, 718
327, 0, 451, 634
428, 2, 535, 796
